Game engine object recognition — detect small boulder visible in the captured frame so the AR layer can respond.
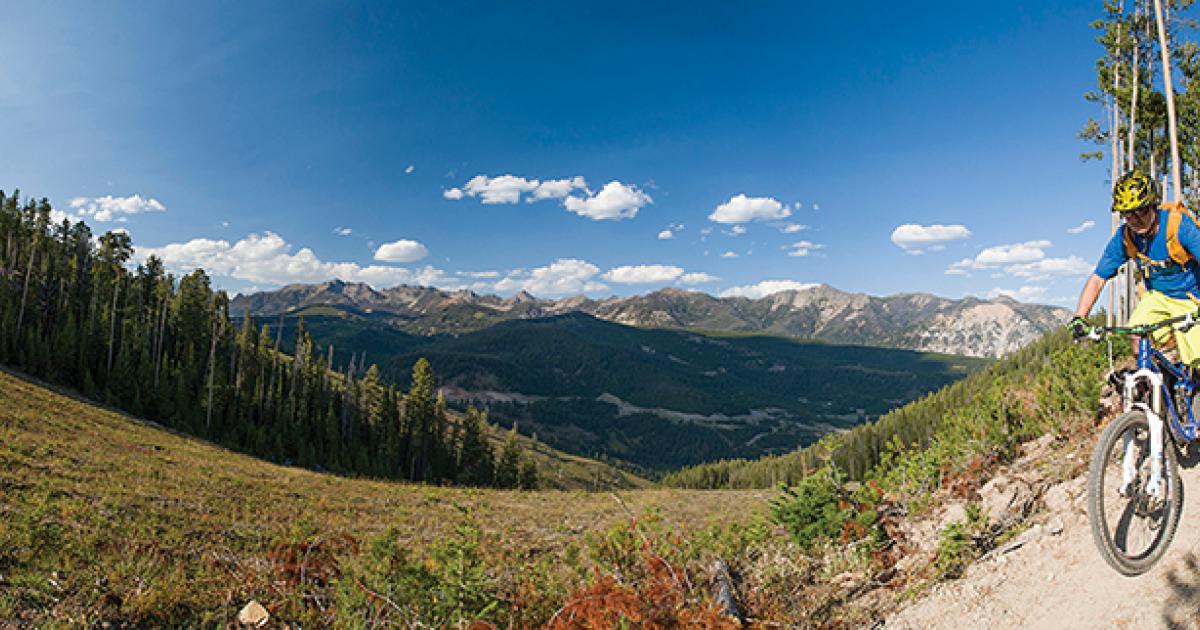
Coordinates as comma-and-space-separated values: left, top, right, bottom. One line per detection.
238, 600, 269, 627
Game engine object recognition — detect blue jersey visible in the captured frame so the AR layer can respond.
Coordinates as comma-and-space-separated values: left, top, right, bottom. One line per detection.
1094, 209, 1200, 299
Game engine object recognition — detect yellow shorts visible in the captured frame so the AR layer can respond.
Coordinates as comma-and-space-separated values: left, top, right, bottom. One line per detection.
1128, 290, 1200, 365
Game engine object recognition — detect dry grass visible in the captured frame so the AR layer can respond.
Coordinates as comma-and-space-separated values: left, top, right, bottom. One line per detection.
0, 368, 770, 627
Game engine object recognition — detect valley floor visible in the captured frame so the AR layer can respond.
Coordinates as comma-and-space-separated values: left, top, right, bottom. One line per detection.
0, 367, 769, 626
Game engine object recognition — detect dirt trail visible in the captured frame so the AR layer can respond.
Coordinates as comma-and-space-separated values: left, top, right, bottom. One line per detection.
886, 457, 1200, 630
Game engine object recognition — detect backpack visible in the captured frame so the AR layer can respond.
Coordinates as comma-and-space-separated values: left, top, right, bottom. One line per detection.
1122, 202, 1200, 282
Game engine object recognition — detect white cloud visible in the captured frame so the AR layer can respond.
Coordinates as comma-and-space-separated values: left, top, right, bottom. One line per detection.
987, 286, 1048, 303
946, 239, 1052, 275
136, 231, 450, 289
69, 194, 166, 222
890, 223, 971, 253
602, 264, 684, 284
720, 251, 739, 259
494, 258, 607, 296
530, 176, 588, 201
461, 174, 540, 204
563, 181, 652, 221
976, 240, 1050, 265
445, 173, 649, 221
373, 239, 429, 263
658, 229, 674, 240
708, 194, 791, 224
786, 240, 825, 257
780, 223, 808, 234
1003, 256, 1092, 280
678, 272, 719, 285
1068, 220, 1097, 234
456, 270, 501, 279
730, 225, 747, 235
405, 165, 415, 174
334, 227, 353, 236
720, 280, 818, 299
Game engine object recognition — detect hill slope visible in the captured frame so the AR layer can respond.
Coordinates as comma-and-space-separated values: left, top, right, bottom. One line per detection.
0, 367, 764, 627
230, 280, 1068, 358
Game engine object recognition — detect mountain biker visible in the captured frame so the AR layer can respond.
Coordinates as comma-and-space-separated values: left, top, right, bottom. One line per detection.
1070, 170, 1200, 361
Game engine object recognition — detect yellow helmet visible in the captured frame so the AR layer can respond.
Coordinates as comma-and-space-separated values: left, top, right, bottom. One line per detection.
1112, 170, 1159, 212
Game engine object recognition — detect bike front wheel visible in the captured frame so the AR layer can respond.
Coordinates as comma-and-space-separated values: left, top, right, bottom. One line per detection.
1088, 410, 1183, 576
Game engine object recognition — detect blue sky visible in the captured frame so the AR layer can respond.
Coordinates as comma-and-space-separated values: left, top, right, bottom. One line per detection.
1, 1, 1126, 304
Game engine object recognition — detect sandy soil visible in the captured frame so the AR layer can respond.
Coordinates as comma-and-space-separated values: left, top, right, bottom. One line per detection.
887, 455, 1200, 630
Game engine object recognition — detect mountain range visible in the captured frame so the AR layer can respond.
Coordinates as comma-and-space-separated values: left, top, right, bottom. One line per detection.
230, 281, 1070, 359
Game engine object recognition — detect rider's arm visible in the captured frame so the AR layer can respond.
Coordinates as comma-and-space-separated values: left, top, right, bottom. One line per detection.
1078, 229, 1128, 318
1075, 274, 1107, 319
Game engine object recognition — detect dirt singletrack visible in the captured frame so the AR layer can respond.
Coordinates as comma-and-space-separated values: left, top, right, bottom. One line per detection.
886, 451, 1200, 630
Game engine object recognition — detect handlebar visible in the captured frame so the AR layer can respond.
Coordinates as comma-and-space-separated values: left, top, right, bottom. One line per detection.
1083, 309, 1200, 341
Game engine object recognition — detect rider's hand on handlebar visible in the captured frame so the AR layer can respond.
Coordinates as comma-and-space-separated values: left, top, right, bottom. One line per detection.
1069, 316, 1089, 341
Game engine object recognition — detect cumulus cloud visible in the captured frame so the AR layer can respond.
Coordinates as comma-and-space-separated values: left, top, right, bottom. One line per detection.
946, 239, 1052, 275
494, 258, 607, 296
563, 181, 652, 220
334, 227, 353, 236
530, 176, 588, 201
1003, 256, 1092, 280
786, 240, 825, 257
708, 194, 791, 224
678, 272, 719, 285
602, 264, 684, 284
720, 280, 819, 299
780, 223, 808, 234
890, 224, 971, 254
729, 225, 747, 235
720, 251, 739, 259
1068, 220, 1097, 234
988, 285, 1048, 303
460, 174, 540, 204
69, 194, 166, 222
658, 229, 674, 240
136, 231, 449, 288
445, 173, 649, 221
976, 240, 1051, 265
456, 270, 501, 279
373, 239, 429, 263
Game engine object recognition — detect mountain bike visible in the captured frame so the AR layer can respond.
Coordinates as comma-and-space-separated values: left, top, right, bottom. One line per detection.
1082, 311, 1200, 576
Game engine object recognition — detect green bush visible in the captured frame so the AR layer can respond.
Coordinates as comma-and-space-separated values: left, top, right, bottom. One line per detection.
769, 466, 856, 549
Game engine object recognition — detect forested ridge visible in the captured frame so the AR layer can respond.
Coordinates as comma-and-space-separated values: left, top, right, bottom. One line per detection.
663, 326, 1108, 489
0, 190, 538, 489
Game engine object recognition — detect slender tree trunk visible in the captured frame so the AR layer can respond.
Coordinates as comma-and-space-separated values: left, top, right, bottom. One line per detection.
1154, 0, 1182, 200
206, 313, 219, 433
15, 243, 36, 338
153, 294, 168, 388
106, 277, 120, 379
1128, 7, 1141, 172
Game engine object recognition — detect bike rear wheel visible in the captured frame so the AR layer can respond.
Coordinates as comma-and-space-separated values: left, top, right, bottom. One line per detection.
1088, 410, 1183, 576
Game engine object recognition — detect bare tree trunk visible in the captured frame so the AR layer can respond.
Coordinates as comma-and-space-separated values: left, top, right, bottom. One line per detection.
15, 245, 35, 338
206, 312, 219, 433
1128, 4, 1142, 172
153, 294, 168, 388
1154, 0, 1182, 201
106, 277, 120, 379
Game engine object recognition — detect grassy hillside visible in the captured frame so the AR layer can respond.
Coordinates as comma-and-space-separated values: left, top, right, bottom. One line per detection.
269, 309, 987, 471
0, 367, 765, 627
